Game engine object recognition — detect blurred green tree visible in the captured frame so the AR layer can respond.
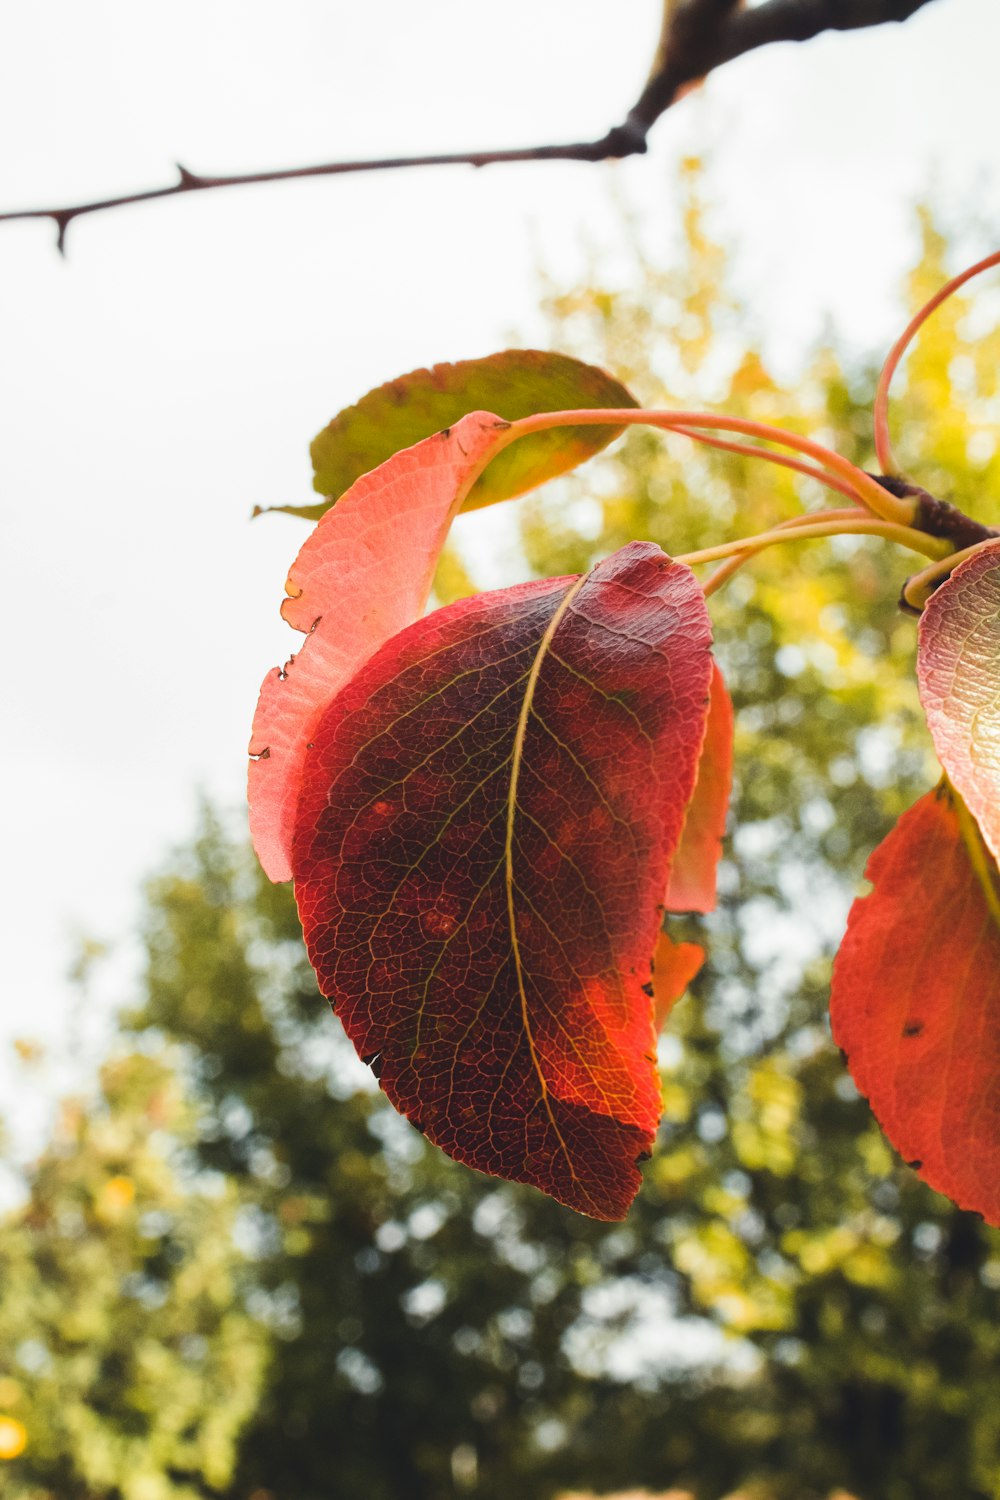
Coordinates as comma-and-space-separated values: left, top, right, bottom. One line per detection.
0, 1049, 267, 1499
126, 810, 667, 1500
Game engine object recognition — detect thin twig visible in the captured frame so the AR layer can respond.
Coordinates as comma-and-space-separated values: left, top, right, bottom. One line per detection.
0, 0, 939, 252
1, 144, 620, 256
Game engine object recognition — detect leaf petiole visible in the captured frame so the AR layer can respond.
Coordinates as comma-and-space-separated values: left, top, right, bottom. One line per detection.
507, 407, 916, 527
900, 537, 998, 612
874, 247, 1000, 476
699, 509, 915, 597
949, 781, 1000, 934
661, 425, 863, 506
674, 516, 948, 574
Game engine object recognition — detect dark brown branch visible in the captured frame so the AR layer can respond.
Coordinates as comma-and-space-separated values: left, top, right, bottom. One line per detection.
0, 0, 940, 253
627, 0, 938, 136
874, 474, 1000, 551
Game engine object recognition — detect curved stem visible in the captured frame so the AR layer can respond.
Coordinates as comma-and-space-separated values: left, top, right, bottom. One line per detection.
675, 517, 947, 571
701, 509, 870, 596
900, 536, 999, 612
508, 408, 915, 526
874, 247, 1000, 476
666, 425, 863, 506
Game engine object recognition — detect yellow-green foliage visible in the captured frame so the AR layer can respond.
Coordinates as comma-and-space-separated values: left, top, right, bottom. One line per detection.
0, 1052, 267, 1500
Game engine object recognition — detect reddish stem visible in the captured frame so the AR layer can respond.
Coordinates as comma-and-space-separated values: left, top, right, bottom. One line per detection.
508, 408, 914, 525
702, 509, 868, 595
667, 425, 862, 506
676, 517, 945, 571
874, 247, 1000, 475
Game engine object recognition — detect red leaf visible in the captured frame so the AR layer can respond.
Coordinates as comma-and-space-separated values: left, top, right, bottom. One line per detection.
830, 784, 1000, 1224
652, 931, 705, 1030
248, 412, 514, 881
918, 538, 1000, 864
665, 663, 733, 913
292, 541, 714, 1218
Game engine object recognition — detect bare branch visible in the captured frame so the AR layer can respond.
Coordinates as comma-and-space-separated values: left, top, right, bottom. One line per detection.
2, 144, 624, 258
0, 0, 940, 252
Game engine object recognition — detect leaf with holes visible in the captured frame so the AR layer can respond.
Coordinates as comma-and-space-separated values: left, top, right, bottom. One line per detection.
259, 350, 636, 522
292, 541, 714, 1218
830, 782, 1000, 1225
918, 538, 1000, 864
249, 412, 515, 881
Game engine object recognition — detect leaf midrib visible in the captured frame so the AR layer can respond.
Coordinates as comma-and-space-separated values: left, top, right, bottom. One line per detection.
504, 573, 590, 1186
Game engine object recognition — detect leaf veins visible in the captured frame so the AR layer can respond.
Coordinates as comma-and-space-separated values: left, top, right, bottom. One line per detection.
292, 541, 714, 1218
831, 782, 1000, 1225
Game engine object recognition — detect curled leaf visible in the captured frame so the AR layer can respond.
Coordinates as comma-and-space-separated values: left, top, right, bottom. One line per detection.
918, 538, 1000, 863
292, 542, 714, 1218
830, 783, 1000, 1225
665, 663, 733, 914
249, 412, 514, 881
263, 350, 636, 522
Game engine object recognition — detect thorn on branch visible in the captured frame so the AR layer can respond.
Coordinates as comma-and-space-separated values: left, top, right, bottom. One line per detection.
54, 212, 72, 257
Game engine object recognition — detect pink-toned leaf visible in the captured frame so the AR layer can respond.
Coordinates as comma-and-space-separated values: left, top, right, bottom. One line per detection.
830, 783, 1000, 1224
652, 931, 705, 1030
664, 662, 733, 913
292, 542, 715, 1219
918, 538, 1000, 863
248, 412, 513, 882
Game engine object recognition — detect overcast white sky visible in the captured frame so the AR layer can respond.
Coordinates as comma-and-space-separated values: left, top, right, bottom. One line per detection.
1, 0, 998, 1138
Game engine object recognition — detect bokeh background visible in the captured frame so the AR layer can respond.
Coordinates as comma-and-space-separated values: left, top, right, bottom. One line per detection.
2, 2, 1000, 1496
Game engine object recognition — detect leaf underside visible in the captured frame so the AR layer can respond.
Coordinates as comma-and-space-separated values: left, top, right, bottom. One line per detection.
665, 661, 733, 914
830, 784, 1000, 1225
292, 542, 714, 1219
261, 350, 637, 522
918, 538, 1000, 865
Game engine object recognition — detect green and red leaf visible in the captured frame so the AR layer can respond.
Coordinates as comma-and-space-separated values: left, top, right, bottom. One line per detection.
830, 783, 1000, 1225
918, 538, 1000, 865
292, 542, 714, 1219
665, 663, 733, 914
248, 412, 514, 881
263, 351, 636, 522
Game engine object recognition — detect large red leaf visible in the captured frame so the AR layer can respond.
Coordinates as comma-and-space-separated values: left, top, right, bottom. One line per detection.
830, 784, 1000, 1224
664, 662, 733, 913
918, 538, 1000, 864
248, 412, 514, 881
292, 541, 714, 1219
